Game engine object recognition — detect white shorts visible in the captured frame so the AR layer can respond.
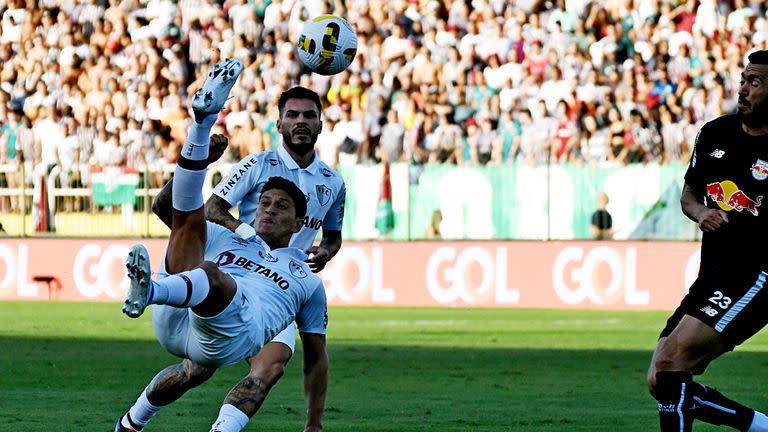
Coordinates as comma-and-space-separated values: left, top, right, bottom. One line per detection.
269, 322, 297, 353
152, 281, 264, 368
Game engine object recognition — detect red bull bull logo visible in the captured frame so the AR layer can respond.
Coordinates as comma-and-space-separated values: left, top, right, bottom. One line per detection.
706, 181, 762, 216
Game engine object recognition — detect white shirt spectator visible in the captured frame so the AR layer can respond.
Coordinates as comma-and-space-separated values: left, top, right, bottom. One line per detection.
1, 7, 24, 44
58, 134, 80, 173
34, 117, 65, 167
315, 123, 345, 169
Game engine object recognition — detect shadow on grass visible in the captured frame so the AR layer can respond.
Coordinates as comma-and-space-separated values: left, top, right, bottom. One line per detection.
2, 336, 768, 431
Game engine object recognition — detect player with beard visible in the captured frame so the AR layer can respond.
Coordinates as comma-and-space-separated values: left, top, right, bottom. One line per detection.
205, 86, 345, 419
647, 50, 768, 431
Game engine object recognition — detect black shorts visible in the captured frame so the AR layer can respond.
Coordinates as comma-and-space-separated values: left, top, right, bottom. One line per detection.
660, 268, 768, 349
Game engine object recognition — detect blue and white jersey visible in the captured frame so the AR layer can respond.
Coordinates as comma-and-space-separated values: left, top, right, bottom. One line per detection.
213, 143, 346, 251
158, 222, 328, 342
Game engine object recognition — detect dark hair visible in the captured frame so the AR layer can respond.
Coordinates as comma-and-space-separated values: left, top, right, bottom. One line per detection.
278, 86, 322, 116
261, 176, 307, 219
748, 50, 768, 65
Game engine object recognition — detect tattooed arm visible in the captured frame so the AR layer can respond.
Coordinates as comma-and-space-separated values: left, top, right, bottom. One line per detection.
204, 194, 243, 232
300, 332, 328, 432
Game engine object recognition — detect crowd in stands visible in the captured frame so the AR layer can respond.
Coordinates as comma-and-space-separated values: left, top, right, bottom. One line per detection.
1, 0, 767, 214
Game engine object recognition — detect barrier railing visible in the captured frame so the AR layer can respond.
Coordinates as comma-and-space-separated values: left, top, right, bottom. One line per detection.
0, 162, 697, 240
0, 162, 233, 238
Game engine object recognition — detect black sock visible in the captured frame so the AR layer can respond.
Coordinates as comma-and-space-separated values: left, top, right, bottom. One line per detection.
656, 371, 694, 432
690, 382, 754, 431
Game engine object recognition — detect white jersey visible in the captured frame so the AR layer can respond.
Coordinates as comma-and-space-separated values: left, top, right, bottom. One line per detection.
153, 222, 327, 366
213, 143, 346, 251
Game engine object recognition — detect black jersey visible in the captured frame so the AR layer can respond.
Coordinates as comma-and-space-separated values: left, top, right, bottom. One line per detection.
685, 114, 768, 275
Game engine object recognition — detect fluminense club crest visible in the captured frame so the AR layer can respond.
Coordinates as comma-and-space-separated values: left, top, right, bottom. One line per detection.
289, 260, 308, 278
316, 184, 331, 206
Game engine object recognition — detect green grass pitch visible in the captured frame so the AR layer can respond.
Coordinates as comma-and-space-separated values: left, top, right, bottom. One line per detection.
3, 302, 768, 431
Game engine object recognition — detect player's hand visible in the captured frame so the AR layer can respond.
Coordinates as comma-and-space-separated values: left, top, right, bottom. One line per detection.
207, 134, 229, 164
305, 246, 331, 273
697, 208, 729, 232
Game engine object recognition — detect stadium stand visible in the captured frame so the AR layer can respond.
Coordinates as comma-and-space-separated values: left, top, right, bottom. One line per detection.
1, 0, 766, 237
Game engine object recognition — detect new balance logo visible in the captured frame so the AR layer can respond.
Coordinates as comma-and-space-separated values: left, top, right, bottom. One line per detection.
659, 403, 677, 413
710, 149, 725, 158
700, 306, 719, 317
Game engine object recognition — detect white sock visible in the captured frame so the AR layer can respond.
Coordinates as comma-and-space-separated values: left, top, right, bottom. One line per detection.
121, 389, 162, 430
183, 112, 217, 160
749, 411, 768, 432
149, 268, 209, 308
209, 404, 250, 432
172, 166, 207, 212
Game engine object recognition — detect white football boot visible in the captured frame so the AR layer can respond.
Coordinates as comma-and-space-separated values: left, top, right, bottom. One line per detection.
123, 244, 152, 318
191, 57, 244, 116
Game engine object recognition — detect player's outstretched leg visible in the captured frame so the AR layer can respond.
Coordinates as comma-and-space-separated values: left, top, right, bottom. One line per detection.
123, 244, 152, 318
123, 243, 216, 318
165, 58, 243, 274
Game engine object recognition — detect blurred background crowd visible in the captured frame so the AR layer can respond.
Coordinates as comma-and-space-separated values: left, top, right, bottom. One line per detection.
1, 0, 767, 215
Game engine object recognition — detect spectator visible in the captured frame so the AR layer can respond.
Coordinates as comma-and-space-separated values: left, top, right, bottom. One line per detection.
590, 192, 614, 240
0, 0, 763, 216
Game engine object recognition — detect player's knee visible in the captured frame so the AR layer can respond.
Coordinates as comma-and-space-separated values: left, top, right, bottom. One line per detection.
182, 359, 216, 386
260, 358, 287, 386
647, 368, 659, 398
251, 354, 289, 387
198, 261, 234, 292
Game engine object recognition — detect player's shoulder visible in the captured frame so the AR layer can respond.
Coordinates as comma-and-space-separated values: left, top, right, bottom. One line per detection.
242, 150, 280, 165
315, 160, 343, 181
314, 160, 346, 188
701, 114, 741, 134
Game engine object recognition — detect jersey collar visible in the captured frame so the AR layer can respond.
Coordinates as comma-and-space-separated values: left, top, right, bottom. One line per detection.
278, 142, 319, 175
254, 234, 309, 261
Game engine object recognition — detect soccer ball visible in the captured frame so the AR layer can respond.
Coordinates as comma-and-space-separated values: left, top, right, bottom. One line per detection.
296, 15, 357, 76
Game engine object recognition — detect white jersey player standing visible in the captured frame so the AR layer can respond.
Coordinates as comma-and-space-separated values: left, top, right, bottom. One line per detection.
204, 86, 345, 417
115, 59, 328, 432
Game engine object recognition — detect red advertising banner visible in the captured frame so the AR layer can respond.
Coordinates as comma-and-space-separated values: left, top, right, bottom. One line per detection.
0, 239, 700, 310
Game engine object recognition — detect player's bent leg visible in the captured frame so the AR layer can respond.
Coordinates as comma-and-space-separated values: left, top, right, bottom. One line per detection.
165, 207, 208, 274
653, 315, 726, 374
190, 261, 238, 318
166, 59, 243, 272
124, 254, 233, 319
116, 359, 216, 431
647, 337, 666, 397
208, 345, 292, 432
652, 315, 760, 431
244, 340, 294, 392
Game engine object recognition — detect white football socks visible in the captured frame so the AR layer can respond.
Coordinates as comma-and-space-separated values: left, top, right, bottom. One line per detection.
149, 268, 210, 308
172, 166, 207, 212
182, 112, 217, 161
209, 404, 250, 432
121, 389, 161, 430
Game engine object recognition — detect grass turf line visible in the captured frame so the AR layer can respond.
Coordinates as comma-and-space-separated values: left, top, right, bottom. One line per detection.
2, 302, 768, 431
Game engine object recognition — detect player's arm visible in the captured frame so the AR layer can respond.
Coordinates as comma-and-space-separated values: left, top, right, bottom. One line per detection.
681, 124, 727, 232
205, 194, 242, 232
306, 230, 342, 273
681, 182, 728, 232
296, 280, 329, 431
307, 182, 346, 272
299, 331, 328, 432
205, 154, 264, 238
